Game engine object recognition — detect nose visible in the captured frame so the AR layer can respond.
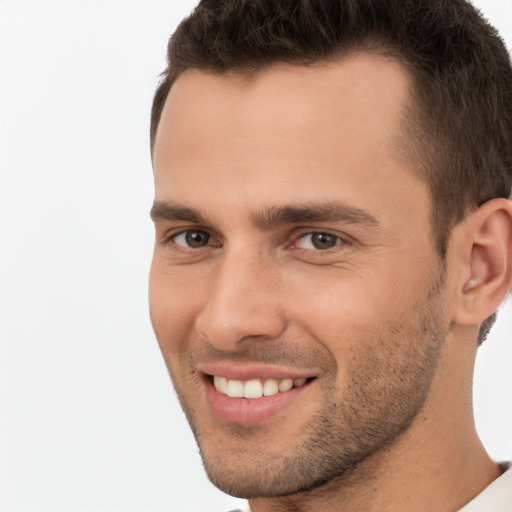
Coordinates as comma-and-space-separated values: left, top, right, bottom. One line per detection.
195, 250, 287, 351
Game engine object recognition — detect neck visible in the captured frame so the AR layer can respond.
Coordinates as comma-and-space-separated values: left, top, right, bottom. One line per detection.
250, 415, 499, 512
249, 329, 501, 512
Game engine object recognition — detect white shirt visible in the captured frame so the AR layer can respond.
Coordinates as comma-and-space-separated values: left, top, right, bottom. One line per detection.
459, 463, 512, 511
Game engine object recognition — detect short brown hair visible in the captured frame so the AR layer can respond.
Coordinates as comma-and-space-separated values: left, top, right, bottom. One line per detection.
150, 0, 512, 342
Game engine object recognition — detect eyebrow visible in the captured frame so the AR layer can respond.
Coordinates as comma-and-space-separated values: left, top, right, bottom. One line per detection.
251, 203, 380, 229
150, 200, 379, 228
150, 201, 207, 223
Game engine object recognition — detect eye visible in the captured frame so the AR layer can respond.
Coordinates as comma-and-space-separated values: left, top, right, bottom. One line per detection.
172, 230, 211, 248
295, 232, 342, 250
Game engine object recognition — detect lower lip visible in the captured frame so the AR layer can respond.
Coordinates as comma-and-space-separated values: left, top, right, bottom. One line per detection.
203, 377, 312, 425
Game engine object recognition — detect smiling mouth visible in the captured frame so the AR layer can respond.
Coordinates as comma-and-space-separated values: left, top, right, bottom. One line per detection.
209, 375, 316, 399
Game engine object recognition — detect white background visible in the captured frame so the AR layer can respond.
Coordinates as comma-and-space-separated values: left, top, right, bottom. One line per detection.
0, 1, 511, 511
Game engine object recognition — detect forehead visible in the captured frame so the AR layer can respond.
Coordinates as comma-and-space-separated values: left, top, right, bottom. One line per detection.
154, 54, 411, 167
152, 54, 428, 227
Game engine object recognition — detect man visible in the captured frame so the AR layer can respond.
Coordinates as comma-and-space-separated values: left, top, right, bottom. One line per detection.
148, 0, 512, 510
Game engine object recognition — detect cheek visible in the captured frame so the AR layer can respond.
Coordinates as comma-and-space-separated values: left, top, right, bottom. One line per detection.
285, 265, 433, 362
148, 256, 198, 362
288, 273, 392, 325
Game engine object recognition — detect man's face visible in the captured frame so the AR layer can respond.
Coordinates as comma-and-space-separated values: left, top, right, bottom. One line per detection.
150, 55, 450, 498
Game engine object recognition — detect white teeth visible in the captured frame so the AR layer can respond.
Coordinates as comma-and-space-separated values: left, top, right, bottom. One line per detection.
226, 379, 244, 398
244, 379, 263, 398
263, 378, 279, 396
213, 376, 309, 398
213, 376, 227, 394
278, 378, 293, 392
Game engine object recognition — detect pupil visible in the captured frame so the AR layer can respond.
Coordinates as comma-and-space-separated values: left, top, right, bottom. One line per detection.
312, 233, 336, 249
185, 231, 209, 247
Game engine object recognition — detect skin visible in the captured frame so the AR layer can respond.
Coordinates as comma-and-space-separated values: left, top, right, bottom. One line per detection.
150, 54, 508, 511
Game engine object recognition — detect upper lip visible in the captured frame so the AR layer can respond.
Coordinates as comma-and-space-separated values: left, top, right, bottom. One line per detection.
198, 363, 316, 381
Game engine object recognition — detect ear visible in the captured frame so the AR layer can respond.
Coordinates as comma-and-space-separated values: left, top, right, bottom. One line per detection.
452, 198, 512, 326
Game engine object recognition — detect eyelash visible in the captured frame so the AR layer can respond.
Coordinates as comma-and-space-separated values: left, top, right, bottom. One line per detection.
163, 228, 350, 255
292, 231, 345, 252
165, 229, 217, 251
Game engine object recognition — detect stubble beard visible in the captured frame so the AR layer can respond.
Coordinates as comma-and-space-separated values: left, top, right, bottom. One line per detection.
169, 272, 448, 500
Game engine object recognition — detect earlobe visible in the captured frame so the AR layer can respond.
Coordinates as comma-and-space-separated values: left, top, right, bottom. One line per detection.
453, 198, 512, 326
